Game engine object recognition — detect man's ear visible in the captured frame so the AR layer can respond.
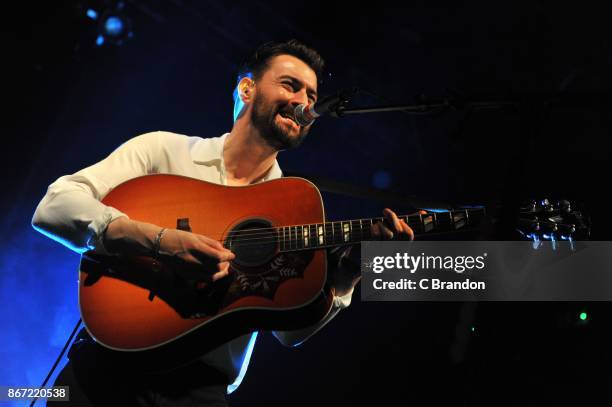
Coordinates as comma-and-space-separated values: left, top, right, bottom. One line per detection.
238, 77, 255, 103
233, 77, 254, 122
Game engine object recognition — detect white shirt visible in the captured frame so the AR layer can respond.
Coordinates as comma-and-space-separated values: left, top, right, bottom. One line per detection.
32, 131, 353, 393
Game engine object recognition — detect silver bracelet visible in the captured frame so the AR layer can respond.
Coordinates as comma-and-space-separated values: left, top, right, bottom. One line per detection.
153, 227, 167, 257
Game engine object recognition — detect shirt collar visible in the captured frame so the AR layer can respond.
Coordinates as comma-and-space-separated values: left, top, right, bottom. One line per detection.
191, 133, 283, 181
190, 133, 227, 165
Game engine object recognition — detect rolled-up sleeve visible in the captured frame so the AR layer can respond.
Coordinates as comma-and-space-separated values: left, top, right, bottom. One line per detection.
31, 131, 162, 254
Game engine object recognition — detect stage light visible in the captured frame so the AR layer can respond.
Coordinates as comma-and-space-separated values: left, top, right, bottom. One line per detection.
98, 12, 132, 45
579, 312, 588, 321
85, 3, 133, 46
104, 16, 124, 37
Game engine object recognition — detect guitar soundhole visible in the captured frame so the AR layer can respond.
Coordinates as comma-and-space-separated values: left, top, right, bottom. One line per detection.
225, 218, 277, 267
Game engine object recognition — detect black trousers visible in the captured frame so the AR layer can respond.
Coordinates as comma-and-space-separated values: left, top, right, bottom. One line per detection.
47, 331, 229, 407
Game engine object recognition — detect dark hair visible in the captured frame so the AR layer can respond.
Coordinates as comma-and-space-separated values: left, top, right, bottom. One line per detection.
237, 39, 325, 84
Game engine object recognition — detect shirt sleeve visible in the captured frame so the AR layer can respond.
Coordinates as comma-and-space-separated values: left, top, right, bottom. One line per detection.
271, 246, 356, 347
271, 290, 353, 347
31, 131, 163, 254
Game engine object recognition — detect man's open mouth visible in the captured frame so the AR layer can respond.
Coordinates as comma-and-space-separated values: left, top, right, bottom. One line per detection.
278, 112, 299, 127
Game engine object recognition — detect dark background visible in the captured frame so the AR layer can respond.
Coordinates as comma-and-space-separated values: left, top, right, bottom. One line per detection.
2, 1, 611, 405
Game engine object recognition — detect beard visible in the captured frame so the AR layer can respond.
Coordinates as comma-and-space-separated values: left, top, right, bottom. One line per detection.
250, 93, 310, 151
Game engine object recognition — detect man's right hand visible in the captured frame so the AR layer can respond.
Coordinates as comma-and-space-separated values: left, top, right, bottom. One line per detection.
158, 228, 235, 282
104, 216, 235, 282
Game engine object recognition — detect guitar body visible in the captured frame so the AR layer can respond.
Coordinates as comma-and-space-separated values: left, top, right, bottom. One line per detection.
78, 175, 333, 371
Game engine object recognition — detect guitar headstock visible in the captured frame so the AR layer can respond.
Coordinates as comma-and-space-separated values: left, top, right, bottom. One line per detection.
517, 198, 590, 248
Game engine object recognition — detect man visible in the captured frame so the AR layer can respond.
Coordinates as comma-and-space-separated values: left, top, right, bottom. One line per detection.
32, 40, 414, 406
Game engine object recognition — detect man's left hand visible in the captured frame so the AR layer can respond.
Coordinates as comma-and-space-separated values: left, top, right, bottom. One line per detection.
371, 208, 417, 241
330, 208, 425, 297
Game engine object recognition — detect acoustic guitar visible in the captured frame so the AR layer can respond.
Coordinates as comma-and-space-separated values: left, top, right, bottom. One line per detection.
79, 174, 487, 371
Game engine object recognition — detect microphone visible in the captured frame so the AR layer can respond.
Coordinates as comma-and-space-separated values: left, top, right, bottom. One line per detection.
294, 88, 356, 126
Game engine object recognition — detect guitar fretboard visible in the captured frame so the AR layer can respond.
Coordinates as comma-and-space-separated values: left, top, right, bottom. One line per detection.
277, 208, 486, 252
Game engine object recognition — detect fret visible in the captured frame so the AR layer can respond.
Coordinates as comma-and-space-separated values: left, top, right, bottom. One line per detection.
435, 211, 451, 232
298, 225, 303, 249
276, 208, 486, 252
323, 222, 331, 246
287, 226, 292, 250
341, 221, 350, 243
310, 224, 317, 248
300, 225, 304, 249
293, 226, 298, 250
453, 211, 466, 230
351, 220, 360, 243
418, 212, 424, 234
363, 218, 374, 240
422, 213, 434, 233
296, 225, 302, 249
317, 224, 325, 246
443, 211, 453, 232
300, 225, 304, 248
363, 218, 372, 240
333, 222, 342, 246
303, 224, 309, 247
278, 227, 283, 251
403, 214, 419, 234
294, 226, 298, 248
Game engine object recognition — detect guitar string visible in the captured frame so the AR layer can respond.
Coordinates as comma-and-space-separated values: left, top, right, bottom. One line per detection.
204, 218, 567, 249
202, 217, 565, 248
203, 219, 432, 243
215, 212, 562, 242
183, 209, 486, 242
209, 219, 483, 247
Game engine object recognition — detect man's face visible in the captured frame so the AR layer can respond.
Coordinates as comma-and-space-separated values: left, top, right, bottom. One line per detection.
249, 55, 318, 150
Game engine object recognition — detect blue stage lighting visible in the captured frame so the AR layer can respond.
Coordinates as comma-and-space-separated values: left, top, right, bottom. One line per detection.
86, 9, 98, 20
372, 170, 391, 189
86, 5, 132, 46
104, 16, 124, 37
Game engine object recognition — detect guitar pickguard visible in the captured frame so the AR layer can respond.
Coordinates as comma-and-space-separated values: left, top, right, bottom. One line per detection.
223, 251, 314, 306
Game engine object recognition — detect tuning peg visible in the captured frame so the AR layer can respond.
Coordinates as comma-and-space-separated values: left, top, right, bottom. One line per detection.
558, 199, 572, 213
523, 200, 538, 212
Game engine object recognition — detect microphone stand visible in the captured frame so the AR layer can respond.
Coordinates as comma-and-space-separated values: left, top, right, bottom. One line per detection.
320, 90, 612, 220
329, 92, 612, 117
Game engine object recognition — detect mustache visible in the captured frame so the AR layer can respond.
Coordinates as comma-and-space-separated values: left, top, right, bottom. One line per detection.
276, 107, 301, 126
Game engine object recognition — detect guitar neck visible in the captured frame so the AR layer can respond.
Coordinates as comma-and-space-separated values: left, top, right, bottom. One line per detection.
277, 208, 486, 252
